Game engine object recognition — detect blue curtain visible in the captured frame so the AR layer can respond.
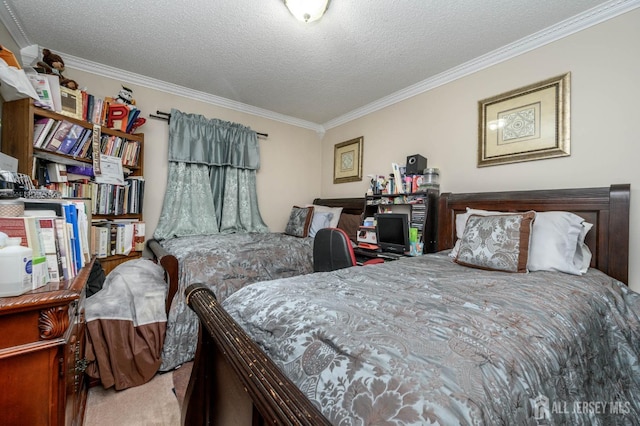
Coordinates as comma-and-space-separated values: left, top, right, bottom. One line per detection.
153, 109, 268, 240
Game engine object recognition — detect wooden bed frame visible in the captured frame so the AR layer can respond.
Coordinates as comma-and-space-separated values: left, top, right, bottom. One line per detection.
162, 185, 630, 425
437, 184, 630, 284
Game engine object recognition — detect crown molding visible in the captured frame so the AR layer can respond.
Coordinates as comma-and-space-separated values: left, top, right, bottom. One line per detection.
64, 56, 325, 133
2, 0, 638, 134
0, 0, 30, 46
322, 0, 640, 130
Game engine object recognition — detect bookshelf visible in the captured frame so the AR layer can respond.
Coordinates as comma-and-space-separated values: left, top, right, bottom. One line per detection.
1, 98, 145, 275
364, 190, 439, 253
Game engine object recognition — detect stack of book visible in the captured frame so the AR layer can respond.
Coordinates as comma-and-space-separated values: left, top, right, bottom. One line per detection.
32, 118, 142, 167
91, 219, 145, 258
0, 199, 91, 284
91, 176, 145, 216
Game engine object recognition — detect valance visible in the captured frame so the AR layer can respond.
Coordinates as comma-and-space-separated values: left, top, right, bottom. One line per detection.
168, 109, 260, 169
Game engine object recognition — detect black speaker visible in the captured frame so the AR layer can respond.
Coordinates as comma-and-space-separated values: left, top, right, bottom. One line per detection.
406, 154, 427, 175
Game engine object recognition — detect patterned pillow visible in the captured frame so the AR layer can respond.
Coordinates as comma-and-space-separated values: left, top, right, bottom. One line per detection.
454, 211, 535, 273
284, 206, 314, 237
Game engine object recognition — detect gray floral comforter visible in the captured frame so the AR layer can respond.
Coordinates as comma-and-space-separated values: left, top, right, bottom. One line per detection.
159, 233, 314, 371
223, 253, 640, 425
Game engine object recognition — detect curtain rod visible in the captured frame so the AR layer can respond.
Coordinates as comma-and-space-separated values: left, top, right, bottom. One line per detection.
149, 111, 269, 138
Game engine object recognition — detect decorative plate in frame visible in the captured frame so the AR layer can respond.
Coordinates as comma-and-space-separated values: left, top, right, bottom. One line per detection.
333, 137, 363, 184
478, 73, 570, 167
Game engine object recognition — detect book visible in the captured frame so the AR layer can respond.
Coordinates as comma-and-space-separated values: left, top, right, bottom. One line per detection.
33, 118, 56, 147
0, 216, 45, 259
37, 217, 64, 283
113, 222, 134, 255
55, 217, 74, 280
125, 108, 141, 133
133, 221, 145, 251
46, 162, 67, 182
109, 222, 118, 256
67, 128, 89, 157
37, 120, 62, 149
27, 73, 54, 110
71, 129, 93, 157
43, 120, 74, 152
69, 199, 91, 265
91, 98, 103, 125
91, 223, 109, 258
44, 74, 62, 113
58, 123, 85, 154
63, 203, 83, 271
82, 91, 90, 122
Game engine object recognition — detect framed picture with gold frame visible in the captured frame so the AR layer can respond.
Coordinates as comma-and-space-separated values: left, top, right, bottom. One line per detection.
333, 137, 363, 184
478, 72, 570, 167
59, 87, 83, 120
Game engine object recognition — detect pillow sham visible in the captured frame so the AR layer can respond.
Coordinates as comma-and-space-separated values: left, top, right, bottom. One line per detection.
308, 212, 334, 238
308, 205, 343, 228
449, 208, 505, 258
451, 208, 593, 275
455, 211, 536, 273
284, 206, 314, 238
337, 213, 362, 242
527, 211, 593, 275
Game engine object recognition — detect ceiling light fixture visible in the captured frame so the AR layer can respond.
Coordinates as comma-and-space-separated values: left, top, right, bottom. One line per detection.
284, 0, 330, 23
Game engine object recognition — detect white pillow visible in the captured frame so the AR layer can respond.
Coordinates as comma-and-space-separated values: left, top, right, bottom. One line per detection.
528, 212, 592, 275
450, 208, 593, 275
307, 205, 343, 228
308, 212, 334, 238
575, 222, 593, 273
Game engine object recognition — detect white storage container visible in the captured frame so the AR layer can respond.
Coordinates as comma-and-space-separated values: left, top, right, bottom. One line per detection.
0, 235, 33, 297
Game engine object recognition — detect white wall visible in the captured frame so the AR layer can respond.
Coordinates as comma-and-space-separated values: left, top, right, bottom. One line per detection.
321, 9, 640, 292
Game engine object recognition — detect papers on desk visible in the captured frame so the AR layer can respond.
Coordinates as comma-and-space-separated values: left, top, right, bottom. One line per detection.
94, 154, 124, 185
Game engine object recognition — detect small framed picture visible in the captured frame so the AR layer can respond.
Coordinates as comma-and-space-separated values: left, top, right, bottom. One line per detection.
333, 136, 363, 184
59, 87, 83, 120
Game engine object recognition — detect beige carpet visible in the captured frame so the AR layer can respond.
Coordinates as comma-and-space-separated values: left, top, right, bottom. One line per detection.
84, 371, 181, 426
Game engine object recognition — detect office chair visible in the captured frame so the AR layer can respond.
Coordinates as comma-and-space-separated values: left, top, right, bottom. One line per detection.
313, 228, 383, 272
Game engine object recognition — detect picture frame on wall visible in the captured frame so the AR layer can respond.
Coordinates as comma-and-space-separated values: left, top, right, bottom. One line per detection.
333, 136, 363, 184
477, 72, 570, 167
59, 87, 83, 120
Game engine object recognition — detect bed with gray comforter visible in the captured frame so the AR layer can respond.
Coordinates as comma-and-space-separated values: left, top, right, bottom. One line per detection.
221, 253, 640, 424
158, 232, 315, 370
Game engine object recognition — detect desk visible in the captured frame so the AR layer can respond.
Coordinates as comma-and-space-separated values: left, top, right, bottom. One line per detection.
353, 247, 407, 264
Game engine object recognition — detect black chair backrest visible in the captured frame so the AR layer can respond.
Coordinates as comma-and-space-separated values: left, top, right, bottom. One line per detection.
313, 228, 356, 272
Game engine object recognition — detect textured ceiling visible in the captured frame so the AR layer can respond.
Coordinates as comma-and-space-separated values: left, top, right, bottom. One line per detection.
0, 0, 635, 128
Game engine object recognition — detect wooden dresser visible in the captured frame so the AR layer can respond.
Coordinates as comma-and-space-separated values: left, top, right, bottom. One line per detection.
0, 258, 94, 426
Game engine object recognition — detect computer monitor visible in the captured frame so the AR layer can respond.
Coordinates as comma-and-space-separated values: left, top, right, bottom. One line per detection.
375, 213, 410, 254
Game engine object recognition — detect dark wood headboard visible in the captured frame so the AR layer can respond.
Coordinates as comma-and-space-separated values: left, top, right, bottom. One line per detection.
312, 197, 365, 216
437, 184, 630, 284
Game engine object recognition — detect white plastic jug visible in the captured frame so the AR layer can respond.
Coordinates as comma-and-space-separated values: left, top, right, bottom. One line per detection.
0, 233, 33, 297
